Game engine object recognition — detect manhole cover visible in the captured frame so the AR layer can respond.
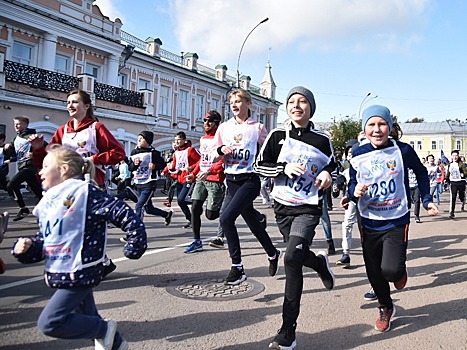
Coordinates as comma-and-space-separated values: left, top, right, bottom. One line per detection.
166, 278, 264, 301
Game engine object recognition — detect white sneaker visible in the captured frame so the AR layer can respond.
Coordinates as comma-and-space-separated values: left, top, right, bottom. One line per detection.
95, 319, 117, 350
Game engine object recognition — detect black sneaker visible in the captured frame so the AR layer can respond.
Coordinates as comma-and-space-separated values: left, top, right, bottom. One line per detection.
327, 239, 336, 255
336, 254, 350, 267
125, 187, 139, 203
209, 237, 225, 248
269, 324, 297, 349
102, 260, 117, 278
317, 251, 335, 290
164, 210, 173, 226
268, 249, 283, 277
183, 222, 192, 229
449, 213, 455, 219
0, 212, 9, 244
224, 266, 247, 285
13, 208, 30, 222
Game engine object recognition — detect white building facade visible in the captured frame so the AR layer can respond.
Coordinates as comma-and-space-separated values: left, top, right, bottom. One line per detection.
0, 0, 280, 157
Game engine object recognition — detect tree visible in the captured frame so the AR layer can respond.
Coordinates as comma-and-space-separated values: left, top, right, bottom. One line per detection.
325, 117, 361, 155
405, 117, 425, 123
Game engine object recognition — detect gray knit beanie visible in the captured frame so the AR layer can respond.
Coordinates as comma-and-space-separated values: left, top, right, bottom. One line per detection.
286, 86, 316, 118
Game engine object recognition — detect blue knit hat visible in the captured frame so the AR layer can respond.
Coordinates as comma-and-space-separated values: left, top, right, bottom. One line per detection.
361, 105, 392, 132
286, 86, 316, 118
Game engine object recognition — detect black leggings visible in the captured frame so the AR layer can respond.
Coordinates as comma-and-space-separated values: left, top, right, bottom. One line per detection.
282, 235, 323, 327
191, 199, 220, 240
361, 225, 408, 309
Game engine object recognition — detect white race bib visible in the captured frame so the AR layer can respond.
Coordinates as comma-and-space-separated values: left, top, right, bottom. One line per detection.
351, 140, 409, 220
272, 129, 330, 206
33, 179, 105, 273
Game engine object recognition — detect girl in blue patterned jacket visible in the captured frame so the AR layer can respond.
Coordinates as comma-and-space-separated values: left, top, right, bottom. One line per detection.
12, 145, 147, 350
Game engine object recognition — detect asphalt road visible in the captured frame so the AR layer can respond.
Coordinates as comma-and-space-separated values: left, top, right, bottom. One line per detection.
0, 190, 466, 349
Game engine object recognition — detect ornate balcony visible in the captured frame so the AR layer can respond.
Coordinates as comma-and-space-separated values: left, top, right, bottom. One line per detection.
4, 60, 143, 108
94, 82, 143, 108
4, 60, 79, 92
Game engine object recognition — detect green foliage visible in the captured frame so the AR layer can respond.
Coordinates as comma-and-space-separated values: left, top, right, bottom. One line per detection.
405, 117, 425, 123
326, 117, 362, 154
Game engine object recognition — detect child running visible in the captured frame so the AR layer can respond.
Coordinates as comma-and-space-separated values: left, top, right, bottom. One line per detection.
255, 86, 336, 349
12, 145, 147, 350
119, 131, 172, 239
212, 88, 281, 285
349, 105, 438, 332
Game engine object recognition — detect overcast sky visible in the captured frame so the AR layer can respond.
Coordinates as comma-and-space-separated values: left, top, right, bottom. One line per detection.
95, 0, 467, 124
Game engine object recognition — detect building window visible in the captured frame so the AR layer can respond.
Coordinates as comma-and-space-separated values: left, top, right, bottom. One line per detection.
12, 42, 33, 65
159, 85, 171, 116
55, 54, 71, 75
179, 90, 189, 119
259, 113, 266, 125
196, 95, 205, 120
431, 140, 437, 150
439, 140, 444, 150
211, 98, 220, 112
85, 62, 101, 80
417, 141, 422, 150
409, 141, 415, 148
138, 78, 150, 90
118, 74, 128, 89
456, 139, 462, 150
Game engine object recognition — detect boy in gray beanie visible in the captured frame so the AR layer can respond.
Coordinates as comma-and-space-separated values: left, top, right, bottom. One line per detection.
255, 86, 336, 349
286, 86, 316, 118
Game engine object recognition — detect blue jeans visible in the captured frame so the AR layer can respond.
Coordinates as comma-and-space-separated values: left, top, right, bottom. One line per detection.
175, 182, 192, 221
135, 185, 168, 220
321, 196, 333, 241
37, 287, 122, 345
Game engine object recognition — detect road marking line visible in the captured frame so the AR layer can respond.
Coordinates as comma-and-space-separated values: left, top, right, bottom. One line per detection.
0, 237, 219, 291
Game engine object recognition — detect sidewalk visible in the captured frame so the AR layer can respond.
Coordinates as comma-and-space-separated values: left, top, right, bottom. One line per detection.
0, 191, 466, 349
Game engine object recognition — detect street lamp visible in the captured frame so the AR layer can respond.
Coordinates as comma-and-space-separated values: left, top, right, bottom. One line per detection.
236, 17, 269, 88
358, 92, 378, 118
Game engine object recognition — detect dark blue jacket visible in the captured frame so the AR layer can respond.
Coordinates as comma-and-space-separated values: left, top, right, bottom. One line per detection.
12, 183, 147, 288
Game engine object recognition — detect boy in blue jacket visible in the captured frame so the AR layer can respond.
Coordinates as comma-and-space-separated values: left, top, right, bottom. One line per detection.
348, 105, 438, 332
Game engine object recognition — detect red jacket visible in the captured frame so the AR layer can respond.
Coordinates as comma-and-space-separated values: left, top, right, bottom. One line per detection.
191, 133, 225, 183
167, 143, 200, 184
33, 116, 125, 185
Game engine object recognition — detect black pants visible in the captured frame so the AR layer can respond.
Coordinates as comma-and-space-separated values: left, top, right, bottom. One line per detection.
361, 225, 408, 309
449, 181, 465, 214
7, 168, 43, 208
220, 174, 275, 264
278, 215, 322, 328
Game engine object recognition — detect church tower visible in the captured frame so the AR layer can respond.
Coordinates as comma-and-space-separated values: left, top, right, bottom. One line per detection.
260, 49, 276, 100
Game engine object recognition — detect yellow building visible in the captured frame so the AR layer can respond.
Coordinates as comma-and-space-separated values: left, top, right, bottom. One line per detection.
399, 121, 467, 161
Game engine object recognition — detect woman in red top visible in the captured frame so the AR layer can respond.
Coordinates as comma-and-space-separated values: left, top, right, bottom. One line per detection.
30, 89, 125, 277
30, 89, 125, 186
